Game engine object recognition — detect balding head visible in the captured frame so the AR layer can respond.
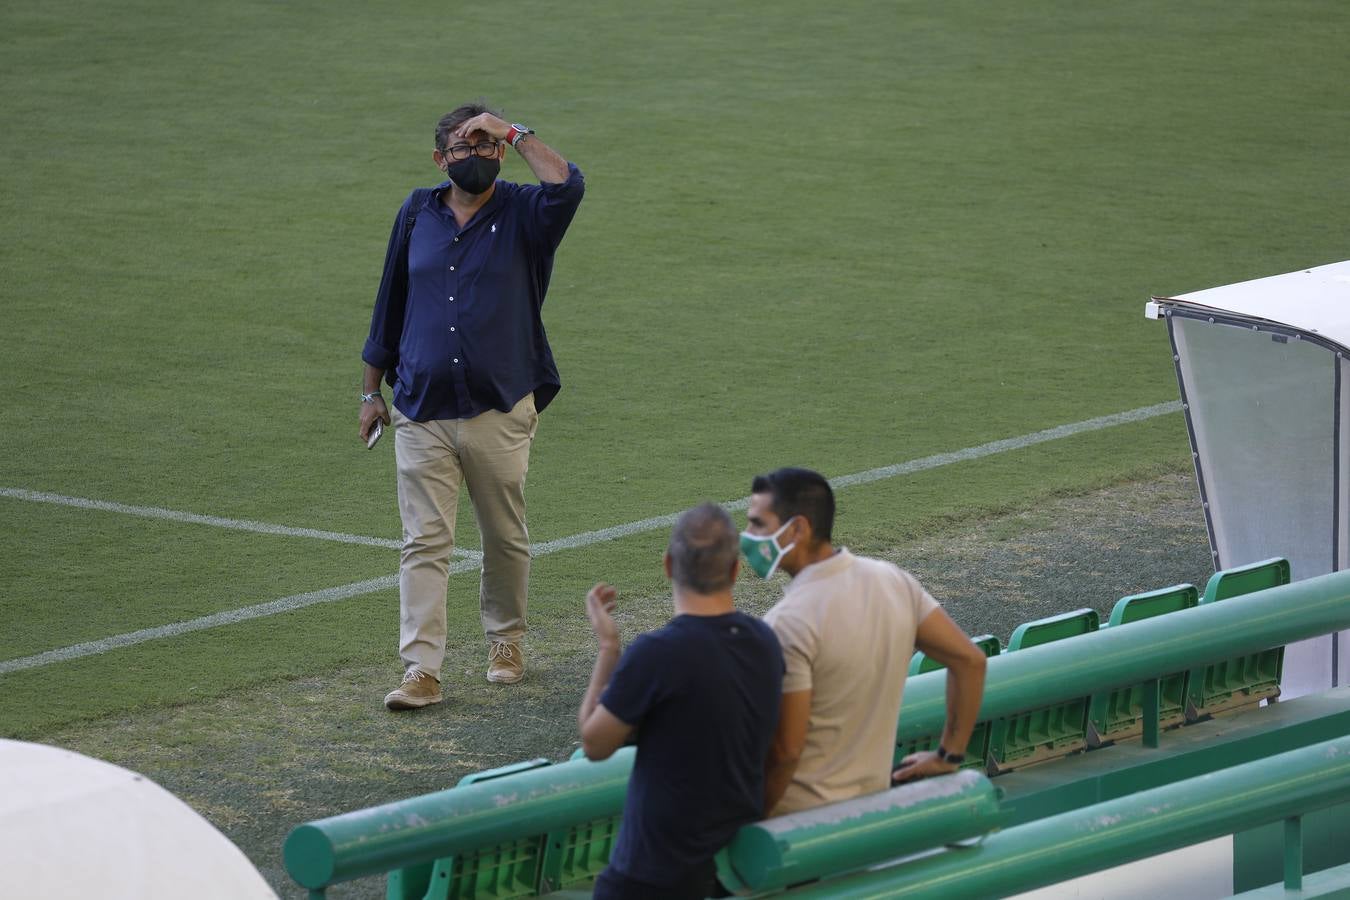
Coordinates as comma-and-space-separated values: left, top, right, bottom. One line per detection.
668, 503, 739, 595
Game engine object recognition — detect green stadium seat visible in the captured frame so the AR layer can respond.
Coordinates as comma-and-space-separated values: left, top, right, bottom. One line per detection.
386, 759, 555, 900
897, 635, 1001, 772
536, 816, 622, 894
1087, 584, 1198, 747
908, 634, 1001, 676
1186, 558, 1290, 721
986, 609, 1099, 773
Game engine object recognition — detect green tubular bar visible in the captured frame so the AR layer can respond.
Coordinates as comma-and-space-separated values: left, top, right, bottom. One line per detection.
716, 770, 1002, 893
789, 733, 1350, 899
284, 749, 635, 892
896, 568, 1350, 745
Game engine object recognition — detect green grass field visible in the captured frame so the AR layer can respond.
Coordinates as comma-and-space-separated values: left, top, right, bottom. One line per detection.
2, 0, 1348, 894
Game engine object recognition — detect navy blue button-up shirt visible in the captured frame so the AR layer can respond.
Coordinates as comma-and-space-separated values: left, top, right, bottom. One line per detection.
362, 162, 585, 421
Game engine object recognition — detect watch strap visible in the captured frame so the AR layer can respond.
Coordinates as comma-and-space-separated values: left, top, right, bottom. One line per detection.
506, 124, 534, 147
361, 392, 383, 404
937, 745, 966, 765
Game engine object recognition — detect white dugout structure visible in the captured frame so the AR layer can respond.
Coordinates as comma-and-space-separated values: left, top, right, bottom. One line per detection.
1147, 259, 1350, 699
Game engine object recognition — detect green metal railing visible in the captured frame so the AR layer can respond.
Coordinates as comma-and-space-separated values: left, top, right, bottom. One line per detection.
897, 567, 1350, 747
283, 568, 1350, 898
788, 733, 1350, 898
716, 769, 1002, 893
284, 749, 634, 898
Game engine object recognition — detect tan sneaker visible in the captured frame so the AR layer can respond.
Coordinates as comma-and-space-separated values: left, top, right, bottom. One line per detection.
487, 641, 525, 684
384, 669, 443, 710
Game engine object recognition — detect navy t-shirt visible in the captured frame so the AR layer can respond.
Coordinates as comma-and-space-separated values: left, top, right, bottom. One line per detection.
600, 611, 783, 887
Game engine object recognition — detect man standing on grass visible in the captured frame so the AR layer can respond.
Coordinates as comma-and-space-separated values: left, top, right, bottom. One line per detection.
578, 504, 783, 900
742, 467, 987, 815
359, 102, 585, 710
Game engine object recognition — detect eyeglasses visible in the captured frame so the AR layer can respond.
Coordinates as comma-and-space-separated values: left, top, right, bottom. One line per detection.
441, 141, 501, 161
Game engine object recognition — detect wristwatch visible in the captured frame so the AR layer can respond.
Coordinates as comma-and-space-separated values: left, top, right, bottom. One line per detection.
360, 391, 382, 404
506, 123, 534, 147
936, 745, 966, 765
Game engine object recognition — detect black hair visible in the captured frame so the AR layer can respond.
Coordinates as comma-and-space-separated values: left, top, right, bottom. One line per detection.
750, 467, 835, 543
434, 100, 504, 151
668, 503, 739, 594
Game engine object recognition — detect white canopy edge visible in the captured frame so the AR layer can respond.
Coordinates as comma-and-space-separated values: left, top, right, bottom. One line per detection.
1145, 259, 1350, 352
0, 740, 279, 899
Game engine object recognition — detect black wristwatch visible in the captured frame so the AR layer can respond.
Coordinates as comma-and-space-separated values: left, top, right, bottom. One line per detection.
936, 745, 966, 765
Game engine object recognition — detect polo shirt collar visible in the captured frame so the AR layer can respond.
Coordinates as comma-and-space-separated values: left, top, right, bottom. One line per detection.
785, 547, 854, 595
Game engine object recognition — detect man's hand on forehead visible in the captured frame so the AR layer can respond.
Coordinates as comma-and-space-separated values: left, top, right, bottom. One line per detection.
454, 112, 509, 142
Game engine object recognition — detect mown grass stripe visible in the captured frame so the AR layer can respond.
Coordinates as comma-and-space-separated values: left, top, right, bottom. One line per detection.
0, 562, 462, 675
830, 401, 1182, 489
0, 401, 1179, 676
0, 487, 483, 562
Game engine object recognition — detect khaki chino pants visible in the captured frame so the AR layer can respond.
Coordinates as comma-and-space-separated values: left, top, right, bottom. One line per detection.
391, 394, 537, 679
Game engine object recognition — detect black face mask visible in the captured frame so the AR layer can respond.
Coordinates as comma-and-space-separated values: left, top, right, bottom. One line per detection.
445, 155, 500, 195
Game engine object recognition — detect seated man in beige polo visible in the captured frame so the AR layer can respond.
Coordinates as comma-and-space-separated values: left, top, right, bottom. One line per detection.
740, 467, 988, 815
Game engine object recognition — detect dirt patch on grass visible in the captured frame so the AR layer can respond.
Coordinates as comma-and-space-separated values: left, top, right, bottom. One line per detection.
36, 472, 1212, 898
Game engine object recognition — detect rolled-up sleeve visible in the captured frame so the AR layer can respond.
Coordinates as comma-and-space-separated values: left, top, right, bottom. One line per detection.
522, 162, 585, 253
766, 609, 816, 694
362, 194, 416, 371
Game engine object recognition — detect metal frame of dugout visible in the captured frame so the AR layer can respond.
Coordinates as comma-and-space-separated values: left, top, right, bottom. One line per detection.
1147, 259, 1350, 700
284, 565, 1350, 899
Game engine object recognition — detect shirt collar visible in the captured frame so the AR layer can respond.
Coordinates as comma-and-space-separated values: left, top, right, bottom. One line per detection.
429, 179, 506, 226
784, 547, 854, 595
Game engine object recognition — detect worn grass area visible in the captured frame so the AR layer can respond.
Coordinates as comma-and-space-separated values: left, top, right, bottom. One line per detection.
38, 473, 1213, 898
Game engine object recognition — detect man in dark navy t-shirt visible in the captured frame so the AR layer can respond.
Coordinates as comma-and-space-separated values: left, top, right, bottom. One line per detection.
577, 504, 783, 899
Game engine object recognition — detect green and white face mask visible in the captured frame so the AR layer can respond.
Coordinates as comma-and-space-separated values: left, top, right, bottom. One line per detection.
739, 518, 797, 580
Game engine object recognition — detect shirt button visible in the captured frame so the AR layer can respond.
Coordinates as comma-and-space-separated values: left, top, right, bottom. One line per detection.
450, 326, 456, 332
449, 266, 455, 271
453, 237, 459, 243
453, 358, 459, 363
448, 296, 454, 302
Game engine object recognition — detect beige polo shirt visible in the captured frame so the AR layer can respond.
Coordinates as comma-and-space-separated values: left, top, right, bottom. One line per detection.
764, 548, 939, 816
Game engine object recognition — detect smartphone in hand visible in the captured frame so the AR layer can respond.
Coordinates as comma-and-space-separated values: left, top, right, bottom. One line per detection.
366, 420, 384, 450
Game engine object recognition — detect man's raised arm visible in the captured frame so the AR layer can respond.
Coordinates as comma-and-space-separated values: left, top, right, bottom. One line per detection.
454, 112, 570, 184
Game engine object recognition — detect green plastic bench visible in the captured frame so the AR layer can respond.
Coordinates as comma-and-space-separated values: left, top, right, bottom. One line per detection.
1186, 558, 1289, 721
897, 635, 1001, 771
1087, 584, 1198, 747
387, 758, 555, 900
986, 609, 1099, 773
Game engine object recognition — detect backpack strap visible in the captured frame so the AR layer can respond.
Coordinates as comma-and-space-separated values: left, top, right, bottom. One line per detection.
384, 189, 433, 392
401, 188, 432, 254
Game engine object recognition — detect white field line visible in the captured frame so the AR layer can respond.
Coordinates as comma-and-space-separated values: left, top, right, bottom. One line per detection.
0, 487, 483, 562
0, 401, 1180, 676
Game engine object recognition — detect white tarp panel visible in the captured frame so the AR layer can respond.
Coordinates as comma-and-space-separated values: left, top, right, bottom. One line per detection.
1171, 317, 1335, 581
1171, 315, 1338, 699
0, 740, 279, 900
